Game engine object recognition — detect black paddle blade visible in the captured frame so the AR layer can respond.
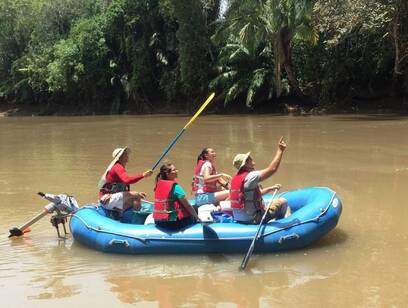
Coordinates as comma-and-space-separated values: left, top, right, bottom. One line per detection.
8, 227, 23, 238
239, 244, 254, 271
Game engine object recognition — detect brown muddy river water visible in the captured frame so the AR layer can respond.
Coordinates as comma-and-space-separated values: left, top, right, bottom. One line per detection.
0, 114, 407, 307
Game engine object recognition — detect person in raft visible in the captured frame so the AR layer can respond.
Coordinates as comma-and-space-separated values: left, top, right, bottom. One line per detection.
154, 162, 200, 229
98, 147, 152, 212
230, 137, 290, 224
192, 147, 231, 207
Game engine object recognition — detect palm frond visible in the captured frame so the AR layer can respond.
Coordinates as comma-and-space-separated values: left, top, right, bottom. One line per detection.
224, 82, 241, 106
246, 68, 267, 107
209, 70, 238, 89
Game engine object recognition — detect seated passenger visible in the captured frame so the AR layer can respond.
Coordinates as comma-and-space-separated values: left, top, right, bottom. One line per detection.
230, 137, 289, 224
154, 162, 200, 230
192, 147, 231, 207
98, 147, 152, 212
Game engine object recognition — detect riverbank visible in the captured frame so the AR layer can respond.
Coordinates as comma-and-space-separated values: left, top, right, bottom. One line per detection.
1, 96, 407, 117
0, 102, 45, 117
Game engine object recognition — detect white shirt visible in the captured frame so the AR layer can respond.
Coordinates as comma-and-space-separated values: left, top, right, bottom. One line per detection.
196, 161, 214, 194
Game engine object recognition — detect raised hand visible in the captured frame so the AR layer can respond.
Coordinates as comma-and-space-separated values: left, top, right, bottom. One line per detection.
278, 136, 287, 151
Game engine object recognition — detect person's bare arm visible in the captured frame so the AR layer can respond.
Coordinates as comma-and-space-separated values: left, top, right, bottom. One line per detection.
260, 184, 281, 195
203, 166, 231, 184
179, 197, 200, 221
203, 166, 223, 183
259, 137, 287, 182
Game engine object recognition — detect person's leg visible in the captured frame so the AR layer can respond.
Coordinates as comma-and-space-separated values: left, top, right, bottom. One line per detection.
268, 198, 288, 219
103, 192, 124, 211
195, 193, 210, 206
195, 192, 221, 206
122, 191, 142, 211
214, 190, 230, 202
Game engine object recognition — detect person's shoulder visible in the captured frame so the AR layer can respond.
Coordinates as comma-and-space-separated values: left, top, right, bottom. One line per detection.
246, 170, 261, 181
111, 163, 124, 171
174, 183, 186, 196
173, 182, 183, 189
202, 161, 213, 168
249, 170, 261, 176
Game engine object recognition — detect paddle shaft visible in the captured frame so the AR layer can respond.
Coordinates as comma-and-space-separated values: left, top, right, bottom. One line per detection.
239, 188, 279, 271
151, 128, 184, 171
151, 93, 215, 171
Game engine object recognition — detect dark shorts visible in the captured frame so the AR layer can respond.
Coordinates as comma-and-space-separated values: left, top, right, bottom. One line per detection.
155, 216, 195, 230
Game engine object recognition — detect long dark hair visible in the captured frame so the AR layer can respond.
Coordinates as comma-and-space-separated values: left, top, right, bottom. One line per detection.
154, 162, 174, 191
197, 148, 210, 163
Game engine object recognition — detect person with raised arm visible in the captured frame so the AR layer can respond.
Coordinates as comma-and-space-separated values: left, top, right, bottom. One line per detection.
230, 137, 289, 224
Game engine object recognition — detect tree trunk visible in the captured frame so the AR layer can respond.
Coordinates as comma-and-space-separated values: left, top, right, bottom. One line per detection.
272, 30, 304, 98
283, 62, 304, 98
273, 39, 282, 98
278, 31, 304, 98
392, 1, 403, 96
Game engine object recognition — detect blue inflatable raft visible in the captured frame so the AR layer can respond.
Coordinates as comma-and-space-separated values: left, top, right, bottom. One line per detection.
69, 187, 342, 254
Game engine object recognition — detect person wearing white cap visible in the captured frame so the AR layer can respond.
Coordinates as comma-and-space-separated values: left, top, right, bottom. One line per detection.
98, 147, 152, 212
229, 136, 289, 224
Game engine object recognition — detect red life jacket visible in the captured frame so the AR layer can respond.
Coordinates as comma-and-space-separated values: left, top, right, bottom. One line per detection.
99, 165, 130, 197
191, 160, 217, 193
100, 182, 129, 196
153, 180, 191, 221
230, 170, 262, 209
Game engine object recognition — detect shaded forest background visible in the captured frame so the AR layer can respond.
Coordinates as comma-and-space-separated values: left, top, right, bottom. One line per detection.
0, 0, 407, 115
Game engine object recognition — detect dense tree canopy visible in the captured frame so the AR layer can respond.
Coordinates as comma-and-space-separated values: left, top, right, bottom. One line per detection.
0, 0, 407, 114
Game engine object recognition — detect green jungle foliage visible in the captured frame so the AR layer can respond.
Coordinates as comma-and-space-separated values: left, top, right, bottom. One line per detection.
0, 0, 407, 114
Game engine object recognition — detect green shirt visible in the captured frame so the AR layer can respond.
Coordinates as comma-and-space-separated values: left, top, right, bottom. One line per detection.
172, 183, 186, 200
168, 183, 186, 221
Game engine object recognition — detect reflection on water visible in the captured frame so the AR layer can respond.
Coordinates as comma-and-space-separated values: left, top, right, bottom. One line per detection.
0, 115, 408, 307
26, 276, 80, 300
103, 249, 341, 307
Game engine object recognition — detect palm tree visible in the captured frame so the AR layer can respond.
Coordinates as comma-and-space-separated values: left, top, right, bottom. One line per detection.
262, 0, 317, 97
215, 0, 316, 99
209, 37, 275, 108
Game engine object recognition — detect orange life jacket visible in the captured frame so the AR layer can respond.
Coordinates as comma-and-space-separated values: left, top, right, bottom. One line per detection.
153, 180, 190, 221
230, 170, 262, 209
191, 160, 217, 194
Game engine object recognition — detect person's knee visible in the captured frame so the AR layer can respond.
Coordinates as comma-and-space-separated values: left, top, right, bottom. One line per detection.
122, 191, 141, 210
128, 191, 142, 198
268, 198, 288, 219
215, 190, 229, 202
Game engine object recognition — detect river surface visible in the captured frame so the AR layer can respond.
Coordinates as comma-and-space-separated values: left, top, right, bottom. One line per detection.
0, 114, 407, 307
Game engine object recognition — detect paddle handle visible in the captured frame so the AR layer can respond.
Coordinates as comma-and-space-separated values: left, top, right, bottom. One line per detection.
239, 188, 279, 271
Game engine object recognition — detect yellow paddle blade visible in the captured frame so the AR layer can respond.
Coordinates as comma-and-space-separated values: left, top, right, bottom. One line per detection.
184, 92, 215, 129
